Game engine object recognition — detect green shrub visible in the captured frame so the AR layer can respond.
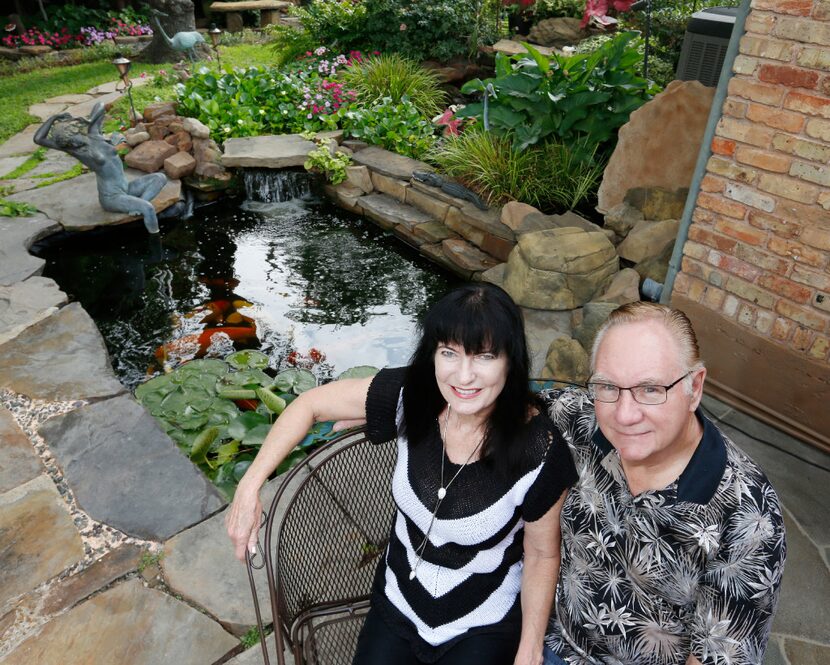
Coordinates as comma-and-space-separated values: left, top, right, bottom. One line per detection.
429, 128, 606, 212
290, 0, 369, 49
341, 54, 447, 118
340, 97, 438, 159
176, 64, 349, 138
458, 33, 659, 152
304, 139, 352, 184
266, 23, 319, 67
532, 0, 584, 20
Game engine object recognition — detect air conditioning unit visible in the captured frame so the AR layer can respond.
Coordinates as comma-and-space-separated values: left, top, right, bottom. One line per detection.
676, 6, 739, 87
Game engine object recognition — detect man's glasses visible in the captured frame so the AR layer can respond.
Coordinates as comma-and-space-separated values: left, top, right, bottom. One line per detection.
587, 372, 691, 405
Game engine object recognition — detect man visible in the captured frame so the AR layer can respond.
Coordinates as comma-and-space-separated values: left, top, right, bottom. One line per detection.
541, 301, 786, 665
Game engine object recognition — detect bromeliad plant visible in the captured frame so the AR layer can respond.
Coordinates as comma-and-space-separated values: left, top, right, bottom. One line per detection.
457, 32, 659, 153
135, 349, 379, 498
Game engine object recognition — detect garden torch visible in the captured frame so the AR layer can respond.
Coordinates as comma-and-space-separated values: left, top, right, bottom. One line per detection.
112, 53, 138, 127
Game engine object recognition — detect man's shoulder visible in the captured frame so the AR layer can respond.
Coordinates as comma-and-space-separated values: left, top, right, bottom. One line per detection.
539, 388, 596, 446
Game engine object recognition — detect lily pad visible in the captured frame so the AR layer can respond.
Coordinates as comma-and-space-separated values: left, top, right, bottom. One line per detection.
242, 423, 272, 447
337, 365, 379, 380
227, 411, 270, 441
226, 349, 270, 370
272, 368, 316, 394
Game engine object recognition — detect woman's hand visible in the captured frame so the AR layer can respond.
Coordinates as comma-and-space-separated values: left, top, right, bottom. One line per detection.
513, 644, 543, 665
225, 481, 263, 562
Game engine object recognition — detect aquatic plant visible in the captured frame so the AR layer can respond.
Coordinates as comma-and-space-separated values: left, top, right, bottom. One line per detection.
304, 138, 352, 185
135, 352, 378, 498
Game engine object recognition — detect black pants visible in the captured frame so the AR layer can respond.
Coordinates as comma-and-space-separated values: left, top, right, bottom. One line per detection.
352, 608, 521, 665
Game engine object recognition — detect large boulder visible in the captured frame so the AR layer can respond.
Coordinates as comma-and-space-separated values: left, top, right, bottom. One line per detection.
603, 202, 644, 239
503, 228, 618, 310
528, 17, 584, 48
597, 80, 715, 213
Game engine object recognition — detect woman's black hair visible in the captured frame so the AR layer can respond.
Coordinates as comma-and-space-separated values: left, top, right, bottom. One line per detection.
401, 282, 534, 476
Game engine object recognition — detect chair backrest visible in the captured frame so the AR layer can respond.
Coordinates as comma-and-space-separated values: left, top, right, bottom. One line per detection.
247, 427, 397, 665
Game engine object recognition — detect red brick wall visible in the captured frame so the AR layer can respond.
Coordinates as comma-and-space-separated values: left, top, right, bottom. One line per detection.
675, 0, 830, 364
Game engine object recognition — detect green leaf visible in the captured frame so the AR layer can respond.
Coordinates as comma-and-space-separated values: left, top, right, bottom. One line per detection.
242, 423, 272, 447
225, 350, 270, 370
227, 411, 270, 440
272, 368, 317, 394
521, 42, 550, 74
255, 387, 286, 415
275, 449, 307, 475
190, 426, 220, 464
336, 365, 379, 380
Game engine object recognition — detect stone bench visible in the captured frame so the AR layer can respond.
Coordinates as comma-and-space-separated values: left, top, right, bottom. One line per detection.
209, 0, 293, 31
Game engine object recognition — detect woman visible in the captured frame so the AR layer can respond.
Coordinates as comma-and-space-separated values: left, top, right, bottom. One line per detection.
226, 283, 577, 665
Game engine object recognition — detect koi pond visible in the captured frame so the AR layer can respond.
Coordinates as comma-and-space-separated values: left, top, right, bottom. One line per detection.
34, 173, 456, 495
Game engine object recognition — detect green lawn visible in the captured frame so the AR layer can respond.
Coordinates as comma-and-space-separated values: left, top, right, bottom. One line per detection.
0, 43, 278, 144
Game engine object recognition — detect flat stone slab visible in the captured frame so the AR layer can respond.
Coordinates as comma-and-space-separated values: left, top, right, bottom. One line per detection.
222, 134, 317, 168
44, 94, 95, 105
0, 124, 39, 158
781, 638, 830, 665
85, 79, 151, 95
65, 90, 125, 119
0, 155, 29, 178
226, 639, 290, 665
211, 0, 290, 9
162, 468, 308, 631
769, 510, 830, 643
8, 171, 182, 231
0, 475, 84, 614
28, 102, 71, 122
491, 39, 558, 57
3, 578, 238, 665
0, 405, 42, 495
0, 215, 61, 287
351, 146, 431, 180
357, 193, 433, 231
0, 276, 67, 346
441, 237, 499, 273
39, 394, 224, 540
0, 302, 124, 402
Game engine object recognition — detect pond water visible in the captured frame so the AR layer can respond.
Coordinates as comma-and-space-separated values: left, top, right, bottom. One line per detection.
36, 172, 457, 390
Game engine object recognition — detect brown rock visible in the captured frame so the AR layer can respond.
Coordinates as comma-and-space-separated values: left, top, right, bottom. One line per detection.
503, 228, 619, 310
342, 139, 368, 152
124, 140, 177, 173
442, 238, 500, 273
371, 172, 408, 202
604, 202, 644, 238
617, 219, 680, 264
406, 188, 451, 222
192, 137, 225, 177
542, 337, 590, 386
414, 221, 458, 244
634, 242, 674, 285
573, 302, 620, 353
164, 130, 193, 153
625, 187, 689, 221
164, 152, 196, 180
325, 182, 364, 213
594, 267, 641, 305
597, 80, 715, 213
501, 201, 540, 232
528, 17, 585, 48
125, 131, 150, 147
421, 242, 473, 280
345, 165, 373, 194
142, 102, 178, 123
147, 123, 171, 141
408, 180, 471, 209
446, 202, 514, 241
19, 45, 52, 56
445, 211, 515, 262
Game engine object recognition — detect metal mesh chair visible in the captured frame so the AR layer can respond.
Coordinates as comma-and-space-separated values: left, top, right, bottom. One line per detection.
246, 427, 397, 665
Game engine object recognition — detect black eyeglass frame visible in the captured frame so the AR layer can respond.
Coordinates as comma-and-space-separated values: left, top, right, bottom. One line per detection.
587, 371, 692, 405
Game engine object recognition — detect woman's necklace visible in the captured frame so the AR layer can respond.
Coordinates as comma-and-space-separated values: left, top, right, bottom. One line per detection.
409, 406, 484, 581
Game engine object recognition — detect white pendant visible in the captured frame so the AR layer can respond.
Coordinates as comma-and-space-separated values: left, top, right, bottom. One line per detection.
409, 570, 416, 580
437, 487, 446, 500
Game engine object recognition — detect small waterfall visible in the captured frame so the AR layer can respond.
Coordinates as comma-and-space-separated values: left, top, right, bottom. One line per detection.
242, 169, 315, 203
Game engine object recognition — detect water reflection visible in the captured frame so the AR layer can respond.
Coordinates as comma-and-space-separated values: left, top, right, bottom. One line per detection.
38, 194, 456, 389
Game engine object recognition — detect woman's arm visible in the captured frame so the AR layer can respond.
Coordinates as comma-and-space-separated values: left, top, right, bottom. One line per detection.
33, 113, 70, 150
514, 490, 568, 665
225, 376, 373, 561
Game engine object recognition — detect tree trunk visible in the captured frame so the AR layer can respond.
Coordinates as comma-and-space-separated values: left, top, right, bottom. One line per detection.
140, 0, 198, 64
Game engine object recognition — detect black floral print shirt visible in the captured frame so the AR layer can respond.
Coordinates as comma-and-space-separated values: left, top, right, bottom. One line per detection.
540, 389, 786, 665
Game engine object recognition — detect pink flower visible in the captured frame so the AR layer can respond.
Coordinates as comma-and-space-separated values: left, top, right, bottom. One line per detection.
399, 23, 407, 31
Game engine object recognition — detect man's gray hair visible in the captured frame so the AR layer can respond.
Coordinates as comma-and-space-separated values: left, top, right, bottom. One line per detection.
591, 302, 705, 394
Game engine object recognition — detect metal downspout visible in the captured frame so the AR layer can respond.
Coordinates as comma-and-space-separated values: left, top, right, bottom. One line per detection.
660, 0, 752, 304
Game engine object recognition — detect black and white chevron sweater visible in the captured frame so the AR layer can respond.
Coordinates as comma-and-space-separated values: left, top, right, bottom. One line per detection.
364, 367, 577, 662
